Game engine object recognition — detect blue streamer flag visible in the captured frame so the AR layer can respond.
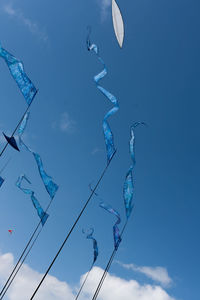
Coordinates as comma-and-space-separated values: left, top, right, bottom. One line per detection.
83, 228, 99, 264
87, 34, 119, 164
124, 122, 145, 218
100, 202, 121, 249
16, 174, 49, 225
0, 45, 37, 105
0, 176, 4, 188
18, 112, 58, 199
3, 133, 20, 152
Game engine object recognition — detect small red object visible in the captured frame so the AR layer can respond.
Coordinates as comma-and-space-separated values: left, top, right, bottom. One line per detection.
8, 230, 13, 234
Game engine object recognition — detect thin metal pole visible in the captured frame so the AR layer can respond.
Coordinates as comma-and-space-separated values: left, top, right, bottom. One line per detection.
30, 151, 116, 300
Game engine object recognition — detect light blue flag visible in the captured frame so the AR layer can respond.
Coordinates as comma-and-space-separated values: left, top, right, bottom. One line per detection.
124, 123, 146, 218
100, 202, 121, 249
0, 176, 4, 188
123, 167, 134, 219
87, 36, 119, 164
0, 45, 37, 105
16, 174, 49, 226
83, 228, 99, 264
18, 112, 58, 199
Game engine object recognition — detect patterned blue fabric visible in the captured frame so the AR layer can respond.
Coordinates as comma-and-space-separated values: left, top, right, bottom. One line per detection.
124, 122, 145, 218
18, 111, 30, 136
0, 176, 4, 187
18, 113, 59, 199
0, 46, 37, 105
87, 38, 119, 164
16, 174, 49, 226
83, 228, 99, 263
123, 167, 134, 219
100, 202, 121, 249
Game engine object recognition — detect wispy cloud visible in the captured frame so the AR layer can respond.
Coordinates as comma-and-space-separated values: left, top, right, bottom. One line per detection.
52, 112, 76, 134
116, 261, 172, 287
97, 0, 112, 21
91, 147, 104, 155
3, 3, 48, 42
0, 251, 176, 300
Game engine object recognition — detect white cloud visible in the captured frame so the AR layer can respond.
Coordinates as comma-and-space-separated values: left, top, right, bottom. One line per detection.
97, 0, 112, 21
0, 251, 74, 300
116, 261, 172, 287
0, 251, 176, 300
52, 112, 76, 134
3, 3, 48, 42
91, 147, 104, 155
80, 267, 175, 300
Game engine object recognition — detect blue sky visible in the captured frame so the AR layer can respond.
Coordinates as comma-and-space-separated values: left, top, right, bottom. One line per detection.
0, 0, 199, 299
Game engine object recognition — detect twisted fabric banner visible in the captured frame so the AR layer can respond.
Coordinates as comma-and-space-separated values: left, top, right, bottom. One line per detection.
18, 112, 58, 200
87, 33, 119, 164
124, 122, 145, 218
100, 202, 121, 249
0, 177, 4, 188
0, 45, 37, 105
16, 174, 49, 226
83, 228, 98, 264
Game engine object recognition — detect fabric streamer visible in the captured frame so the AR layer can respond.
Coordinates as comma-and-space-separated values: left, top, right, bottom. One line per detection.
0, 45, 37, 105
18, 112, 58, 199
16, 174, 49, 226
87, 33, 119, 164
124, 122, 145, 218
100, 202, 121, 249
0, 176, 4, 188
112, 0, 124, 48
91, 125, 146, 300
83, 228, 98, 263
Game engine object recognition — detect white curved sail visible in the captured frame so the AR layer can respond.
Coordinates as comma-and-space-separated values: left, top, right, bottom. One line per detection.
112, 0, 124, 48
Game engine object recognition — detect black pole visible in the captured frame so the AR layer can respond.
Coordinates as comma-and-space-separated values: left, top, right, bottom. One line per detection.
30, 151, 116, 300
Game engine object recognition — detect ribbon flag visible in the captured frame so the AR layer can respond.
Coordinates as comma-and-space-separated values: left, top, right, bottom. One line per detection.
0, 45, 37, 105
100, 202, 121, 249
87, 33, 119, 164
83, 228, 99, 264
16, 174, 49, 226
18, 112, 58, 200
0, 177, 4, 188
124, 122, 146, 219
